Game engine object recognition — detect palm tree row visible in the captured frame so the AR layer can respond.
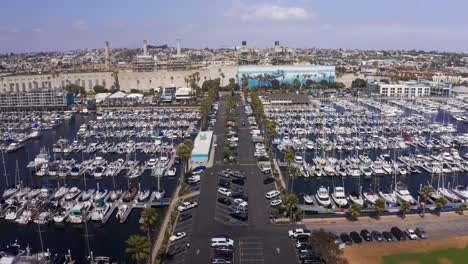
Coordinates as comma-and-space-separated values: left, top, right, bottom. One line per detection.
126, 207, 160, 264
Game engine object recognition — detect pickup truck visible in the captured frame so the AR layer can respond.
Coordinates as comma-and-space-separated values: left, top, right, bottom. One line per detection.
288, 228, 311, 238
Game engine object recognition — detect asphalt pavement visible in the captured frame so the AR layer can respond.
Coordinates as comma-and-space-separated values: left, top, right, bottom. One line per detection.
183, 96, 298, 264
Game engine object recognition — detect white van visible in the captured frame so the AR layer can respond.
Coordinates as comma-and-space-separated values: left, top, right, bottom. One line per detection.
211, 237, 234, 247
265, 190, 280, 199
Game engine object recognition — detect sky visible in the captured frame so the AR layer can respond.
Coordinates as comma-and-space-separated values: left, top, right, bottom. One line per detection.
1, 0, 467, 53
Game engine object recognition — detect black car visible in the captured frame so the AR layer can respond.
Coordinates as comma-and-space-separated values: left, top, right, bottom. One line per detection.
231, 192, 248, 201
382, 231, 394, 242
178, 213, 192, 222
213, 248, 233, 259
371, 230, 383, 242
217, 197, 232, 206
231, 178, 245, 186
166, 246, 185, 258
231, 185, 244, 193
230, 172, 246, 180
231, 212, 248, 221
360, 229, 373, 242
350, 231, 363, 243
263, 177, 275, 185
340, 233, 352, 245
391, 227, 406, 241
218, 180, 230, 188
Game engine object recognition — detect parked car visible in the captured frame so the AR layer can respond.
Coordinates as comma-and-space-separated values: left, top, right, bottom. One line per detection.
382, 231, 394, 242
288, 229, 311, 238
391, 227, 406, 241
360, 229, 373, 242
211, 237, 234, 248
371, 231, 383, 242
350, 231, 363, 243
217, 197, 232, 206
415, 227, 428, 239
231, 192, 248, 201
177, 201, 198, 212
218, 187, 232, 197
169, 232, 187, 242
231, 178, 245, 186
270, 199, 282, 207
218, 181, 230, 188
265, 190, 280, 199
340, 233, 352, 245
405, 229, 418, 240
263, 177, 275, 185
178, 213, 192, 222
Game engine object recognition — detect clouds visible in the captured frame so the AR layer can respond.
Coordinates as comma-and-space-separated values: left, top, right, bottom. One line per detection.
226, 0, 314, 22
72, 19, 89, 31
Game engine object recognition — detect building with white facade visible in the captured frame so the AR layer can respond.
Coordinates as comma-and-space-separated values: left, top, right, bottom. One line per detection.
377, 81, 431, 97
0, 88, 70, 109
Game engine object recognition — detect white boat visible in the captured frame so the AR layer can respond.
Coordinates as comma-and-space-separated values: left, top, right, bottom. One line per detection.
64, 187, 81, 201
53, 209, 69, 223
15, 209, 32, 224
53, 187, 69, 200
2, 188, 19, 199
331, 187, 348, 207
166, 167, 177, 177
81, 189, 96, 201
107, 190, 123, 202
27, 148, 50, 170
116, 204, 128, 220
69, 202, 92, 224
315, 186, 331, 207
94, 189, 108, 201
4, 206, 20, 220
362, 190, 379, 206
378, 188, 398, 207
347, 192, 364, 207
451, 185, 468, 200
5, 142, 24, 153
138, 190, 150, 201
304, 195, 314, 204
438, 187, 461, 203
91, 203, 111, 221
393, 182, 416, 205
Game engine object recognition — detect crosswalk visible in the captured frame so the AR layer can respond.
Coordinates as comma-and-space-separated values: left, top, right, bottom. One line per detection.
238, 237, 264, 264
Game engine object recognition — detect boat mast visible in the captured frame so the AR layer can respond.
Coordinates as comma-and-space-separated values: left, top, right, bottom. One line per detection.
1, 150, 8, 186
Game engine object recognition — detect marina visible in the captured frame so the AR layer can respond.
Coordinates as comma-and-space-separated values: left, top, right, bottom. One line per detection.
0, 107, 199, 263
267, 98, 468, 214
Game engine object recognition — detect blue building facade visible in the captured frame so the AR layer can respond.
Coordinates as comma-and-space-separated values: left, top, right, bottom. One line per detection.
237, 65, 335, 88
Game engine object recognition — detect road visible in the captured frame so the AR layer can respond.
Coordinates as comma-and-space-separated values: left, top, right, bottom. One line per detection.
183, 95, 298, 264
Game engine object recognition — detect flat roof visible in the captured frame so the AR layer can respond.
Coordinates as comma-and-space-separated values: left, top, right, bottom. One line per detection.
192, 131, 213, 156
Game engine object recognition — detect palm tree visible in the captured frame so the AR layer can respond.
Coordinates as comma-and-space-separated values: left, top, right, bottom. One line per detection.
140, 207, 159, 243
126, 235, 151, 264
283, 149, 295, 192
348, 203, 361, 221
420, 186, 433, 217
176, 141, 192, 175
373, 198, 386, 219
435, 197, 447, 215
284, 194, 299, 222
399, 201, 411, 219
458, 203, 467, 215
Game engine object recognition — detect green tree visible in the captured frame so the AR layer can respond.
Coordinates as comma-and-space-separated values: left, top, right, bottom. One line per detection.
126, 235, 151, 264
420, 186, 433, 217
348, 203, 361, 220
309, 229, 348, 264
176, 140, 193, 175
65, 84, 86, 94
241, 74, 249, 89
140, 207, 159, 243
373, 198, 386, 219
93, 85, 108, 93
399, 201, 411, 219
435, 197, 447, 215
284, 194, 299, 222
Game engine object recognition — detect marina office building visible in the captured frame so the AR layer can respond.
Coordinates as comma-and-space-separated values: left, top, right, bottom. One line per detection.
191, 131, 213, 163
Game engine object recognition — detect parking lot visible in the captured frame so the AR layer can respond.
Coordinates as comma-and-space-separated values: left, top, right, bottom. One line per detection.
238, 237, 265, 264
214, 169, 249, 226
164, 197, 199, 264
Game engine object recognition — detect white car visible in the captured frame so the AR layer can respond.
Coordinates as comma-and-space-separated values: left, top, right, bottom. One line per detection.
265, 190, 280, 199
177, 201, 198, 212
170, 232, 187, 242
188, 175, 201, 184
211, 237, 234, 248
218, 187, 232, 197
288, 229, 311, 238
270, 199, 282, 207
405, 229, 418, 240
233, 198, 245, 205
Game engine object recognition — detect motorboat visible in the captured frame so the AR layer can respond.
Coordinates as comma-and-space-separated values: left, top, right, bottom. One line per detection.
81, 189, 96, 201
123, 188, 138, 202
362, 190, 379, 206
451, 185, 468, 200
378, 188, 398, 208
331, 187, 348, 207
304, 195, 314, 204
107, 189, 123, 202
315, 186, 331, 207
94, 189, 109, 201
166, 167, 177, 177
5, 142, 24, 153
116, 204, 128, 219
53, 187, 69, 200
2, 187, 19, 199
91, 203, 111, 221
26, 148, 50, 170
438, 187, 461, 203
69, 202, 92, 224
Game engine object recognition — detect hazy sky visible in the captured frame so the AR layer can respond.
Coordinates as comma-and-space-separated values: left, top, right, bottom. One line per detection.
1, 0, 467, 53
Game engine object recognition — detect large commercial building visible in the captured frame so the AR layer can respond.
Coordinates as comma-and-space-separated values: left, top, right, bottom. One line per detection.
377, 81, 430, 97
0, 88, 71, 109
237, 65, 335, 88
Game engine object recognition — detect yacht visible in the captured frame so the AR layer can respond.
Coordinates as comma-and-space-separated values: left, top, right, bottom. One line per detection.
315, 186, 331, 207
107, 189, 123, 202
91, 203, 111, 221
331, 187, 348, 207
26, 148, 50, 170
370, 161, 386, 175
146, 158, 158, 170
166, 167, 177, 177
4, 206, 20, 220
438, 187, 461, 203
94, 189, 109, 201
53, 209, 69, 223
362, 190, 379, 206
450, 185, 468, 201
393, 182, 416, 205
116, 204, 128, 219
304, 195, 314, 204
69, 202, 92, 224
81, 189, 96, 201
54, 187, 69, 200
2, 187, 19, 199
138, 190, 151, 202
64, 187, 81, 201
378, 188, 398, 208
5, 142, 24, 153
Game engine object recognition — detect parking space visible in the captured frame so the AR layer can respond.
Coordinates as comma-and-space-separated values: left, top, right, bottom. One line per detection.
214, 169, 249, 226
238, 237, 265, 264
164, 197, 199, 264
